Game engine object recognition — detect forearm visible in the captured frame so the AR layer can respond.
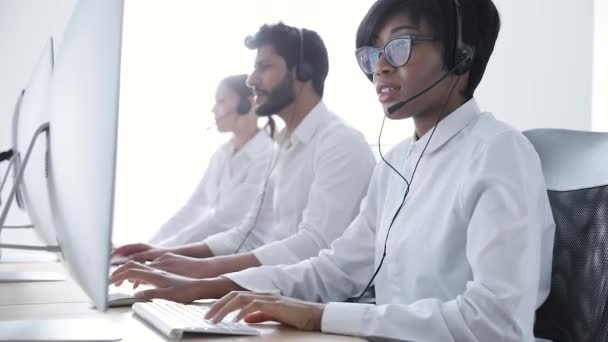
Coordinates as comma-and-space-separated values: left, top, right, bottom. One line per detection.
211, 253, 261, 276
171, 242, 214, 258
197, 276, 247, 299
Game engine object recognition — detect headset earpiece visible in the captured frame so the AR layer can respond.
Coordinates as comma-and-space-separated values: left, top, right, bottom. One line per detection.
452, 0, 475, 75
296, 28, 313, 82
237, 96, 251, 115
453, 44, 474, 75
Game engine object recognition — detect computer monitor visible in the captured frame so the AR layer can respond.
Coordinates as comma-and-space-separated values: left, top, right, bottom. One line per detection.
0, 0, 124, 340
46, 0, 124, 312
0, 38, 62, 270
11, 38, 57, 247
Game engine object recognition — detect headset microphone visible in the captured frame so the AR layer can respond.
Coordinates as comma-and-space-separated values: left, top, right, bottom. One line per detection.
386, 58, 469, 115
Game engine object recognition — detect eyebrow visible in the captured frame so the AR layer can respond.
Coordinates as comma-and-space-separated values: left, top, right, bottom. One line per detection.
390, 25, 419, 34
372, 24, 420, 45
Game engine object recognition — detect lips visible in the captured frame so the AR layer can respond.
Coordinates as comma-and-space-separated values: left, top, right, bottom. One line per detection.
376, 83, 402, 103
253, 89, 269, 104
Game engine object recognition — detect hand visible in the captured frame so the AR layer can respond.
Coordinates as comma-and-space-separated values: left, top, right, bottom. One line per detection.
110, 260, 205, 303
148, 253, 220, 279
111, 243, 170, 262
205, 291, 325, 331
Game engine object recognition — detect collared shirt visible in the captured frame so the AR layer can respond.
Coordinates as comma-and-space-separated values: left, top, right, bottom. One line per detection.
226, 99, 556, 341
204, 101, 376, 265
148, 130, 276, 247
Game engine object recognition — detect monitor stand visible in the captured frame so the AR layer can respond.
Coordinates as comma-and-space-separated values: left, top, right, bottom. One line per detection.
0, 319, 121, 341
0, 122, 63, 283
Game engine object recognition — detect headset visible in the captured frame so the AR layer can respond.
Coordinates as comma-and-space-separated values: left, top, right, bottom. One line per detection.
451, 0, 475, 75
296, 28, 313, 82
237, 94, 251, 115
355, 0, 475, 301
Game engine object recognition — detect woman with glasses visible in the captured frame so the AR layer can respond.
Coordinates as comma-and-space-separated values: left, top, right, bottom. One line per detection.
112, 0, 555, 340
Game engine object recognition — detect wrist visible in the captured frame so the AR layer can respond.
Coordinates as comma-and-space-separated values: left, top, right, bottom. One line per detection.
195, 257, 221, 279
310, 302, 326, 331
197, 277, 244, 299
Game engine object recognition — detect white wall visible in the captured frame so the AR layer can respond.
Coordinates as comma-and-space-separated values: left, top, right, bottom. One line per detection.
0, 0, 77, 226
477, 0, 594, 131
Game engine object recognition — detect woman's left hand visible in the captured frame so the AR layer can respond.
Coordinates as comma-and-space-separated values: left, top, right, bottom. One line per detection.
204, 291, 326, 331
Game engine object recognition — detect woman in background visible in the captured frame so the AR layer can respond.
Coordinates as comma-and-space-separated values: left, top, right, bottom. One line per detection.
118, 74, 276, 250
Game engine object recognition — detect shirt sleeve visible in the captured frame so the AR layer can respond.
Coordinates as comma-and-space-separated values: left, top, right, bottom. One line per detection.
225, 160, 383, 302
320, 132, 554, 341
148, 148, 223, 245
252, 128, 376, 266
203, 146, 278, 256
158, 163, 269, 247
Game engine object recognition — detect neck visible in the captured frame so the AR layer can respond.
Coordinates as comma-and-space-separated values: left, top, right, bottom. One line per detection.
413, 94, 466, 139
278, 91, 321, 134
233, 125, 259, 153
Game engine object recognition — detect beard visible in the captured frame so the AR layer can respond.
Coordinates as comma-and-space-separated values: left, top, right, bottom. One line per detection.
255, 74, 295, 116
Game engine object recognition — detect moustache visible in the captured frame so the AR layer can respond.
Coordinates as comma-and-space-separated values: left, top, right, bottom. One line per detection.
254, 89, 271, 97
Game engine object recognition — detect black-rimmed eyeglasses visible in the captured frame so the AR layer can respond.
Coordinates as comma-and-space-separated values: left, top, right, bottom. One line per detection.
355, 35, 435, 75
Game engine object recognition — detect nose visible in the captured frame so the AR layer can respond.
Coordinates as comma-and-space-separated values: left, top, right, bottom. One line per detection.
373, 53, 394, 77
246, 71, 259, 88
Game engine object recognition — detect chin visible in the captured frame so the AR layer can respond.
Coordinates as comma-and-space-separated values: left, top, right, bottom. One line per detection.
383, 107, 413, 120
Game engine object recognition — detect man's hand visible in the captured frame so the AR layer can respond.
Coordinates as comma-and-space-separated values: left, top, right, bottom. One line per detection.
148, 253, 220, 279
205, 291, 325, 331
111, 243, 170, 262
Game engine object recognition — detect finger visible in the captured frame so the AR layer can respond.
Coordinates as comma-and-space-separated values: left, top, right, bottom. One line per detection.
205, 291, 275, 320
234, 300, 277, 323
110, 261, 151, 279
129, 251, 158, 263
205, 291, 244, 320
112, 243, 148, 257
210, 293, 278, 324
111, 268, 163, 286
243, 311, 277, 324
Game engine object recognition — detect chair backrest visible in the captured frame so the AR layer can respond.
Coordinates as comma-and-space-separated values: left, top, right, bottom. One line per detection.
524, 128, 608, 342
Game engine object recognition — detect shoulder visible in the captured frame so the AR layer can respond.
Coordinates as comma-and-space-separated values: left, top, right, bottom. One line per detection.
314, 109, 371, 155
465, 113, 538, 160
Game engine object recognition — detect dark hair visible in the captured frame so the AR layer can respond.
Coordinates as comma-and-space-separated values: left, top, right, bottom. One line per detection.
245, 22, 329, 97
219, 74, 276, 138
356, 0, 500, 99
220, 74, 252, 99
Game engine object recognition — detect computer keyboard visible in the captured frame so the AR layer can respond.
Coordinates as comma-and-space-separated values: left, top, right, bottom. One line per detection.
132, 299, 260, 339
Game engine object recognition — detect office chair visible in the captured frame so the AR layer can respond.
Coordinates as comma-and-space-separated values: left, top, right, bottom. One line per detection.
524, 129, 608, 342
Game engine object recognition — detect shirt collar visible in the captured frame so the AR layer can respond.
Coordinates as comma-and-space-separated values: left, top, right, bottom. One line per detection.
277, 100, 328, 147
412, 98, 481, 154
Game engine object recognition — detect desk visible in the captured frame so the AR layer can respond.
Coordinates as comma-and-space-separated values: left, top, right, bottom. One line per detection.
0, 262, 363, 341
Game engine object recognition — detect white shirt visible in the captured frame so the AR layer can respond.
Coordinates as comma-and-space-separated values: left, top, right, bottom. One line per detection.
148, 130, 275, 247
226, 99, 556, 341
204, 101, 376, 264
